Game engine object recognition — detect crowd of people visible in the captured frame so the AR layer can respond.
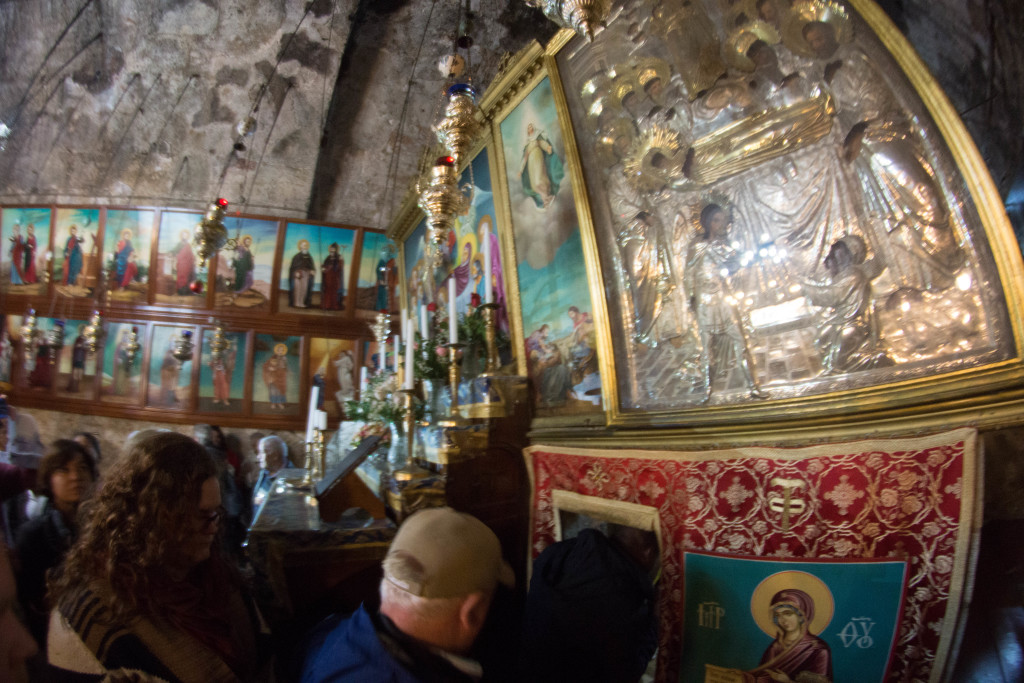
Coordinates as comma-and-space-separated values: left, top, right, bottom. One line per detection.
0, 400, 665, 683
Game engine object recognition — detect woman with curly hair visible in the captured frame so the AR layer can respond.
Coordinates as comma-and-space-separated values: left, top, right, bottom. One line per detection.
47, 431, 261, 682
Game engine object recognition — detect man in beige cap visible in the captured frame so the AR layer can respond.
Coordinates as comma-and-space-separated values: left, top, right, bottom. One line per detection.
301, 507, 513, 682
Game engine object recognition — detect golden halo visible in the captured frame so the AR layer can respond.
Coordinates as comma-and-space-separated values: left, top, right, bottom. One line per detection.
782, 0, 852, 59
750, 570, 834, 637
179, 229, 191, 241
595, 117, 637, 167
240, 234, 253, 246
633, 57, 671, 101
273, 343, 288, 356
610, 72, 638, 107
121, 228, 133, 240
622, 124, 686, 195
726, 20, 782, 71
721, 0, 757, 30
689, 191, 735, 238
456, 231, 479, 266
297, 238, 310, 250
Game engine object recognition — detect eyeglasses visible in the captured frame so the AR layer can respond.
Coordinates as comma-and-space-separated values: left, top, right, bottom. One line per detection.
197, 506, 226, 529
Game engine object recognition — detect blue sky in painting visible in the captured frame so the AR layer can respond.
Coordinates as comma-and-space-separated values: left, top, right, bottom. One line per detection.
515, 230, 590, 340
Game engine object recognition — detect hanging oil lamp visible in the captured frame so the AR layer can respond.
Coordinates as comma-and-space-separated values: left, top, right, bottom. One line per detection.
209, 325, 230, 364
48, 319, 66, 358
192, 198, 231, 267
81, 310, 105, 356
418, 155, 470, 254
434, 84, 481, 168
19, 308, 37, 342
525, 0, 610, 41
172, 329, 195, 362
122, 326, 142, 368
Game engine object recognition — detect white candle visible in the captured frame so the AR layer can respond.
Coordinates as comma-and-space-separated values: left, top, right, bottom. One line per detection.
404, 319, 415, 389
400, 306, 408, 341
448, 277, 458, 344
392, 334, 400, 373
483, 229, 493, 304
305, 385, 321, 443
420, 304, 429, 339
315, 410, 327, 431
359, 366, 368, 394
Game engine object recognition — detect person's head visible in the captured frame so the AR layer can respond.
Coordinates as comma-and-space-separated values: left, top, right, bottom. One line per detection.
746, 39, 778, 70
540, 324, 551, 339
120, 228, 131, 241
769, 588, 813, 639
73, 431, 102, 466
69, 224, 78, 236
180, 229, 190, 242
700, 203, 730, 239
193, 423, 223, 449
243, 235, 252, 247
11, 223, 19, 236
248, 431, 265, 454
643, 76, 664, 101
38, 439, 97, 514
298, 239, 309, 254
526, 123, 535, 136
329, 242, 338, 254
257, 435, 287, 474
379, 507, 513, 654
53, 432, 221, 619
26, 224, 34, 237
607, 523, 660, 577
824, 240, 852, 276
567, 306, 581, 323
802, 20, 838, 59
0, 540, 38, 683
756, 0, 777, 24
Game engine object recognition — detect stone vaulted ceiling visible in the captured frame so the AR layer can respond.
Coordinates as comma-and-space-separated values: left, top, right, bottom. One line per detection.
0, 0, 1018, 233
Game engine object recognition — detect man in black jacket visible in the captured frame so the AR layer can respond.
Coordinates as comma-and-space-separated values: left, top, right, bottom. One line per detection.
520, 524, 660, 682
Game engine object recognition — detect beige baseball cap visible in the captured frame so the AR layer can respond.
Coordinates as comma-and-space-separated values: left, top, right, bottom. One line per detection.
383, 507, 514, 599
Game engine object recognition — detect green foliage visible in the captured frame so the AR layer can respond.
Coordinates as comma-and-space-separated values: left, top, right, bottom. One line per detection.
344, 370, 424, 425
456, 304, 511, 378
414, 330, 448, 381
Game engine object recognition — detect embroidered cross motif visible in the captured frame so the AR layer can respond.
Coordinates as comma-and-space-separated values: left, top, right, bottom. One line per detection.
586, 464, 610, 488
767, 477, 806, 531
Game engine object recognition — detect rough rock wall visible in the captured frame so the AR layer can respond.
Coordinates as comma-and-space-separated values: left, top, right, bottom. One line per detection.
902, 0, 1024, 195
0, 0, 354, 218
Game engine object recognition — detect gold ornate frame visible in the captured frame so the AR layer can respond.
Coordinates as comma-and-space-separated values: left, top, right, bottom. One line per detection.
387, 1, 1024, 443
482, 3, 1024, 443
482, 37, 616, 425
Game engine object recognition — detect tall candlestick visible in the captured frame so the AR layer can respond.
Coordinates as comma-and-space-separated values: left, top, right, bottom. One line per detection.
400, 306, 408, 341
360, 366, 368, 394
404, 319, 415, 389
448, 277, 458, 344
392, 334, 400, 373
483, 229, 493, 304
420, 305, 429, 340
